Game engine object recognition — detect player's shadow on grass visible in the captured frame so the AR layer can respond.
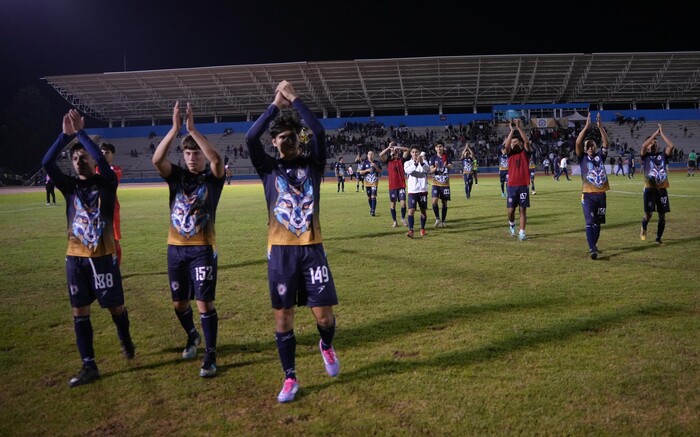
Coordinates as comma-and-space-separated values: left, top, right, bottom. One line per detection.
301, 301, 687, 396
99, 339, 273, 380
600, 234, 700, 260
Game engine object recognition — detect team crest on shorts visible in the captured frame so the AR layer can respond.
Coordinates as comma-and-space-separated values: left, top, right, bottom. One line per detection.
277, 283, 287, 296
171, 281, 180, 291
69, 284, 79, 296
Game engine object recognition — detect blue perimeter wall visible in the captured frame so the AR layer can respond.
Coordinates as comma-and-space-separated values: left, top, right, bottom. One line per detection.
87, 109, 700, 139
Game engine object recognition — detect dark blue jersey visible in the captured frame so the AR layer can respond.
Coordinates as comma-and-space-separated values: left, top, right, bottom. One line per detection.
42, 131, 117, 257
164, 164, 224, 246
246, 99, 326, 246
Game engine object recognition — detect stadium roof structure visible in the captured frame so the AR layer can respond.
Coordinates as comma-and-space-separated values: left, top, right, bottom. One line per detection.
43, 51, 700, 124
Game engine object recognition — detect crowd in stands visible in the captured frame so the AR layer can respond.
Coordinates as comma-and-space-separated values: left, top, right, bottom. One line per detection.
326, 118, 690, 174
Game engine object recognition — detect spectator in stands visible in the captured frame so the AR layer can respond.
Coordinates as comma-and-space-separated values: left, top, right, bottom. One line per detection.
245, 80, 340, 403
687, 149, 697, 176
503, 118, 533, 241
640, 124, 675, 245
42, 109, 135, 387
152, 101, 225, 379
542, 157, 550, 176
575, 113, 610, 260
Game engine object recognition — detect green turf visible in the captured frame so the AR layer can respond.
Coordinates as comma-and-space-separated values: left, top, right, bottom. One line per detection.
0, 172, 698, 436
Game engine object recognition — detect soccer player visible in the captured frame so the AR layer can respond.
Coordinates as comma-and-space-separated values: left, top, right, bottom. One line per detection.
640, 124, 675, 245
460, 143, 475, 199
42, 109, 134, 388
688, 149, 697, 177
359, 150, 383, 216
429, 141, 453, 227
379, 141, 410, 227
98, 143, 123, 265
498, 146, 509, 197
334, 156, 346, 192
628, 150, 637, 179
615, 155, 625, 176
503, 118, 533, 240
246, 80, 340, 403
404, 147, 430, 238
575, 113, 610, 260
528, 143, 537, 195
354, 152, 365, 192
45, 174, 56, 205
152, 101, 225, 378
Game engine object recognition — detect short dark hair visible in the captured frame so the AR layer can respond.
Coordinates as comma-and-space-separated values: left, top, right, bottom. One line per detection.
435, 141, 445, 147
100, 142, 115, 153
69, 143, 86, 158
270, 112, 302, 138
181, 134, 201, 150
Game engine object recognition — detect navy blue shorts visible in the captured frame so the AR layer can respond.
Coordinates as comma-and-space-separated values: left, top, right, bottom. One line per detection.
643, 188, 670, 213
431, 185, 451, 201
267, 244, 338, 309
581, 192, 607, 225
499, 170, 509, 184
389, 188, 406, 203
167, 245, 218, 302
463, 174, 473, 185
506, 185, 530, 208
365, 186, 378, 197
407, 192, 428, 210
66, 254, 124, 309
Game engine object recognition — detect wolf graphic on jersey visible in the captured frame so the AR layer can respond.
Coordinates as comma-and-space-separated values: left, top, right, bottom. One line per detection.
433, 169, 449, 185
274, 175, 314, 237
364, 172, 378, 185
171, 185, 209, 239
72, 191, 104, 252
585, 159, 608, 189
647, 156, 668, 185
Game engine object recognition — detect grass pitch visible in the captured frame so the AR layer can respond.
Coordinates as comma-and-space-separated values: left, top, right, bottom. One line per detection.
0, 172, 698, 436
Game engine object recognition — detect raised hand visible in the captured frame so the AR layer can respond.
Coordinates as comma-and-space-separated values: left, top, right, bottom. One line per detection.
276, 80, 298, 102
273, 91, 289, 109
185, 102, 195, 132
62, 113, 75, 136
68, 109, 85, 132
172, 101, 182, 131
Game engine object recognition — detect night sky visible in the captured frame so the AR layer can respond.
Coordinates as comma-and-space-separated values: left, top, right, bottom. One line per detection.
1, 0, 698, 113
